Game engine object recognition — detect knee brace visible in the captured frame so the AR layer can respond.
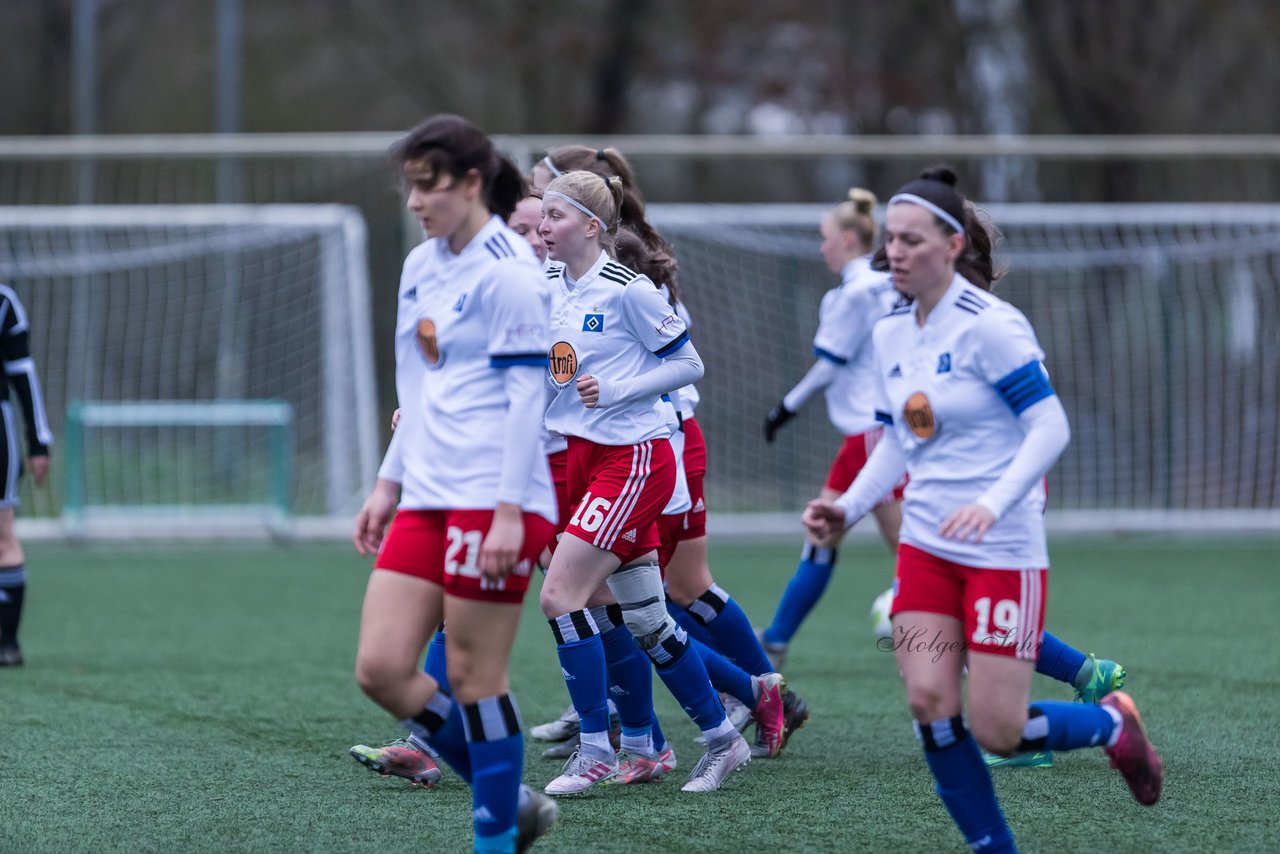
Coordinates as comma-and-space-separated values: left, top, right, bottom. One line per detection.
606, 561, 688, 666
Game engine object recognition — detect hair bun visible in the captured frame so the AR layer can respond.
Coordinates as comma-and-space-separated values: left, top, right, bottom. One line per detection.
919, 165, 958, 187
847, 187, 877, 213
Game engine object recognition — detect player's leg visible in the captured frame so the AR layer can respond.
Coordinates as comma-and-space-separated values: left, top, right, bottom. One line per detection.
1036, 630, 1126, 704
893, 545, 1017, 853
350, 623, 448, 786
0, 506, 26, 666
605, 552, 751, 791
539, 535, 623, 793
355, 512, 471, 782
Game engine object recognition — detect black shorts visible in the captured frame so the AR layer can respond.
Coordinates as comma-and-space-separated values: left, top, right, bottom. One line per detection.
0, 402, 22, 509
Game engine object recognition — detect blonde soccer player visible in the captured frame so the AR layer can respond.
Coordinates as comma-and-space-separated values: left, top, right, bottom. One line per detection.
804, 167, 1162, 852
351, 114, 559, 853
537, 169, 751, 795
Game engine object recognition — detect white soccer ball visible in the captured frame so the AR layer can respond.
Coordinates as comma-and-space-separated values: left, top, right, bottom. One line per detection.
869, 588, 894, 640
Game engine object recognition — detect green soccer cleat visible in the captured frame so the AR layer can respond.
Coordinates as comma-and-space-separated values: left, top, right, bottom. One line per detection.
1074, 655, 1126, 705
349, 738, 443, 788
984, 749, 1054, 768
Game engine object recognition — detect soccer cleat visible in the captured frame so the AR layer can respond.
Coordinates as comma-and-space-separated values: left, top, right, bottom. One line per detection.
544, 749, 619, 796
1101, 691, 1162, 806
541, 733, 581, 760
781, 688, 810, 744
607, 751, 666, 785
750, 673, 788, 759
349, 738, 443, 788
516, 785, 559, 853
1075, 655, 1126, 705
656, 743, 677, 773
984, 750, 1055, 768
681, 733, 752, 793
0, 644, 22, 667
530, 704, 580, 742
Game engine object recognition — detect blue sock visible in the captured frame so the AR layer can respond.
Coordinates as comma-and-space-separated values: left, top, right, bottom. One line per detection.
917, 717, 1016, 853
1035, 631, 1087, 686
597, 613, 657, 743
650, 716, 668, 751
423, 628, 451, 694
463, 694, 523, 854
1019, 701, 1116, 751
688, 584, 774, 676
764, 543, 837, 645
407, 690, 472, 783
647, 630, 726, 732
694, 638, 756, 707
549, 611, 610, 737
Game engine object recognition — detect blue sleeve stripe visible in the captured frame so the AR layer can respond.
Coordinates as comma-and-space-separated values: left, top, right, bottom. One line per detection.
994, 360, 1055, 414
814, 346, 849, 366
654, 330, 690, 358
490, 352, 549, 368
875, 409, 894, 425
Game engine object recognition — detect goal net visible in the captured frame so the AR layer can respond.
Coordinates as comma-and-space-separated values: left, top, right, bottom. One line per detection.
648, 203, 1280, 534
0, 205, 379, 538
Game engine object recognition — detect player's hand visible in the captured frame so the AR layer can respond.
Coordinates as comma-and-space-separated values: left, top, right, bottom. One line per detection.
576, 375, 601, 408
391, 409, 401, 431
802, 498, 846, 541
763, 401, 794, 442
939, 503, 996, 543
28, 455, 49, 488
478, 503, 524, 584
353, 480, 398, 556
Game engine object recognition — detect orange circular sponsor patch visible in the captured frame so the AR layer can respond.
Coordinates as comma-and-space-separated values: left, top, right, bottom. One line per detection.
549, 341, 578, 385
416, 318, 440, 364
903, 391, 936, 439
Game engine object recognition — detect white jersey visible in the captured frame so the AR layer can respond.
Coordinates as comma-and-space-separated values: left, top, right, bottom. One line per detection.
544, 251, 690, 445
873, 274, 1053, 568
381, 216, 557, 522
815, 256, 898, 436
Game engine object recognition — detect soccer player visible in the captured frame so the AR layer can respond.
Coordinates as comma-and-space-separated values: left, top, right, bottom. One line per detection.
350, 114, 559, 853
759, 189, 903, 670
804, 167, 1162, 852
536, 169, 751, 794
0, 284, 52, 667
535, 148, 805, 759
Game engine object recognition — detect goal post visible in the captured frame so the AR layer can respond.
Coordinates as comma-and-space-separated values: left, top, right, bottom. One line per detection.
0, 205, 380, 538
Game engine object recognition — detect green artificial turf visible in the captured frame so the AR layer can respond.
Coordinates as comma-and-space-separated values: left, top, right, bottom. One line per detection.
1, 538, 1276, 852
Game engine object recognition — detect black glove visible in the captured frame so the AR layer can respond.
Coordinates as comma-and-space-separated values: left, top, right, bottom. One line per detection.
763, 401, 795, 443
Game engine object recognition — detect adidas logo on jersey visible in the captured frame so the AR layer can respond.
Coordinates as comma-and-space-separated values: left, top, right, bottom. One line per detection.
403, 286, 417, 301
621, 529, 638, 543
692, 497, 705, 513
889, 363, 902, 377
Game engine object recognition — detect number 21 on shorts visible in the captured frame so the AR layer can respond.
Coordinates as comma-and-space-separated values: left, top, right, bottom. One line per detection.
972, 596, 1020, 645
570, 491, 612, 533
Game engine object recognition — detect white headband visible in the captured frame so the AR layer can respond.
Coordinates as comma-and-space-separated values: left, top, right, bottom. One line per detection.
545, 190, 608, 232
889, 193, 964, 236
540, 156, 563, 177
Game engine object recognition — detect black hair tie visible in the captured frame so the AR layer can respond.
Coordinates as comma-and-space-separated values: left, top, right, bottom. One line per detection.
595, 148, 606, 160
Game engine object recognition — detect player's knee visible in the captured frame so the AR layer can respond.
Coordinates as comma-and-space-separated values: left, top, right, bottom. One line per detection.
970, 716, 1023, 757
905, 683, 952, 724
354, 653, 397, 700
539, 582, 576, 620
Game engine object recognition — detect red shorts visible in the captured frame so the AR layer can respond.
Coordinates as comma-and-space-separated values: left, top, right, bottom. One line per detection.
824, 428, 907, 502
890, 543, 1046, 660
563, 436, 676, 564
680, 418, 708, 540
547, 449, 571, 533
376, 508, 556, 604
656, 513, 684, 571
